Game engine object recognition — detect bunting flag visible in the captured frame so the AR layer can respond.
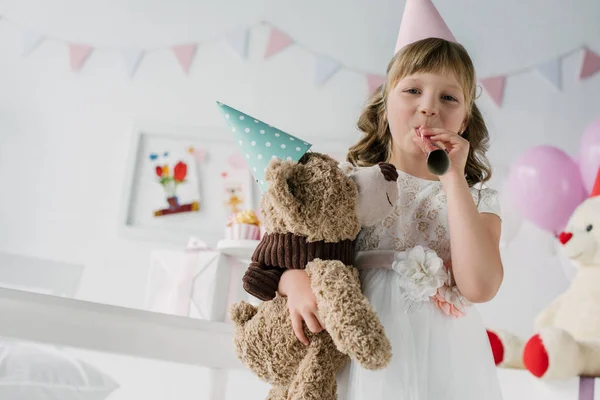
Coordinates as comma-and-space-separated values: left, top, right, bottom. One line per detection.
0, 16, 598, 106
314, 55, 341, 86
172, 44, 197, 74
580, 48, 600, 80
68, 44, 93, 72
366, 74, 386, 94
226, 27, 249, 59
121, 48, 144, 78
264, 27, 293, 59
536, 58, 562, 90
20, 28, 44, 57
480, 76, 506, 107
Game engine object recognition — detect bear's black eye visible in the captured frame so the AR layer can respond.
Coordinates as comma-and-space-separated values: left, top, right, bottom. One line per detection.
587, 225, 593, 232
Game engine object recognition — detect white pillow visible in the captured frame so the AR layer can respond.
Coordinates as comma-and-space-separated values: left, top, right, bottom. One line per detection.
0, 338, 119, 400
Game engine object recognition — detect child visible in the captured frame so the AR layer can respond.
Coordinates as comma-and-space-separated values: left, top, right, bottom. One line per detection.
278, 2, 504, 399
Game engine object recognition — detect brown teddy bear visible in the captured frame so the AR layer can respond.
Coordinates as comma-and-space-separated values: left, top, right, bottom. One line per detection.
229, 152, 398, 400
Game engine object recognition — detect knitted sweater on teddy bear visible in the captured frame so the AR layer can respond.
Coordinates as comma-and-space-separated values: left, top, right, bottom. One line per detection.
242, 232, 356, 301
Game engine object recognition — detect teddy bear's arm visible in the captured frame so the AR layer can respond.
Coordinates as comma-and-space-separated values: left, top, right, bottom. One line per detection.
242, 261, 285, 301
306, 259, 392, 370
534, 294, 564, 331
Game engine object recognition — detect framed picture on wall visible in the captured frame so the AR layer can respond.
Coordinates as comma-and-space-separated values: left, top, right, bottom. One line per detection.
119, 122, 258, 246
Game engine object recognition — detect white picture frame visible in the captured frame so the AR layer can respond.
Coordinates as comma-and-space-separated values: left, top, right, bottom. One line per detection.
119, 122, 258, 246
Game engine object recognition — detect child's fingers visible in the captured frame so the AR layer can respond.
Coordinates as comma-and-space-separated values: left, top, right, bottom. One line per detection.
412, 136, 428, 154
315, 311, 326, 330
429, 134, 468, 151
290, 311, 309, 345
304, 312, 323, 334
413, 134, 448, 153
420, 127, 456, 136
427, 132, 467, 145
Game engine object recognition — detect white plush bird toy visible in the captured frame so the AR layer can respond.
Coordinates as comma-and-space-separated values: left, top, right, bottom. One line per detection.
487, 168, 600, 380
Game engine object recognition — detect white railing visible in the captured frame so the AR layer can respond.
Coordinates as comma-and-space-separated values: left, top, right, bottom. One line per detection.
0, 240, 260, 400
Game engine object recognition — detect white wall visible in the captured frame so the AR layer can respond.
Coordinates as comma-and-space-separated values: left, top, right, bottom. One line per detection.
0, 0, 599, 397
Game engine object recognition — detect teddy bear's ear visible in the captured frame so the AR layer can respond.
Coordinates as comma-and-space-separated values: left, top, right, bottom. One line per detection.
263, 157, 284, 185
264, 158, 304, 208
285, 164, 310, 202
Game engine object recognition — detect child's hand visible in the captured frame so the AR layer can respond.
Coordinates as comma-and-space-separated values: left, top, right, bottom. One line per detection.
278, 269, 324, 345
413, 127, 469, 177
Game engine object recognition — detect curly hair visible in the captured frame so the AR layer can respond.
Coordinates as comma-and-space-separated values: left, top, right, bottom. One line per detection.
347, 37, 492, 187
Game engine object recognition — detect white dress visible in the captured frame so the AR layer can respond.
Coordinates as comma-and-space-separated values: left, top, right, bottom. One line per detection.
339, 167, 504, 400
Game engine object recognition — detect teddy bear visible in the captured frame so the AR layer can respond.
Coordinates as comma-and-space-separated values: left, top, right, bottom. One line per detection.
486, 169, 600, 380
229, 152, 398, 399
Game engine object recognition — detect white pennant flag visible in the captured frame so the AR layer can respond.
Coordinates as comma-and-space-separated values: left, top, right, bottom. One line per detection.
20, 28, 45, 57
121, 48, 145, 78
536, 58, 562, 90
314, 55, 341, 86
226, 27, 249, 59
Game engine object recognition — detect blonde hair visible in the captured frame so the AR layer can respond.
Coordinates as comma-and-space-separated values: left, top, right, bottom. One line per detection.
347, 37, 492, 187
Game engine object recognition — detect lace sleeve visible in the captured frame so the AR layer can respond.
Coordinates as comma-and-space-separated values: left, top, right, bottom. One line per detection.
475, 187, 501, 219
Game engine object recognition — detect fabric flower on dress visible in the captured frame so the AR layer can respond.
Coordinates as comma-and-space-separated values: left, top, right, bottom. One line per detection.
433, 284, 470, 317
392, 245, 448, 308
431, 260, 471, 317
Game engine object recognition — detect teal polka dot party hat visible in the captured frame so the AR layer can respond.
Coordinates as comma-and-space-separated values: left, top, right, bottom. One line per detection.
216, 101, 313, 192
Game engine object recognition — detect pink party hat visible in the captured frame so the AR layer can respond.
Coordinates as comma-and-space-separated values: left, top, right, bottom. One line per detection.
395, 0, 456, 53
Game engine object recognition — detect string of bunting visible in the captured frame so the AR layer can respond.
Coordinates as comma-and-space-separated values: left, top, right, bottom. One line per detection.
479, 46, 600, 107
2, 15, 599, 107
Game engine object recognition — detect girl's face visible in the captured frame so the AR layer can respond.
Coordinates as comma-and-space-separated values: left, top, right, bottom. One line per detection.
386, 71, 468, 156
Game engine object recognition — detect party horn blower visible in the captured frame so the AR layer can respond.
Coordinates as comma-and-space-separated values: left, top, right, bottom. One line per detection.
420, 129, 449, 175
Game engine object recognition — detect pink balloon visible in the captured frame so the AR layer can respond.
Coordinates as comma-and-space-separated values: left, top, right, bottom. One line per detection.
579, 117, 600, 194
508, 146, 587, 234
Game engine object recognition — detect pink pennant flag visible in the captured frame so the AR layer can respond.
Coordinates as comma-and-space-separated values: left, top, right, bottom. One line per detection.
172, 44, 197, 74
69, 44, 93, 72
480, 76, 506, 107
366, 74, 386, 94
264, 28, 293, 59
579, 48, 600, 80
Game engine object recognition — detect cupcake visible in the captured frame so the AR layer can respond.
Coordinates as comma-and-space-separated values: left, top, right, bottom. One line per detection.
225, 209, 261, 240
